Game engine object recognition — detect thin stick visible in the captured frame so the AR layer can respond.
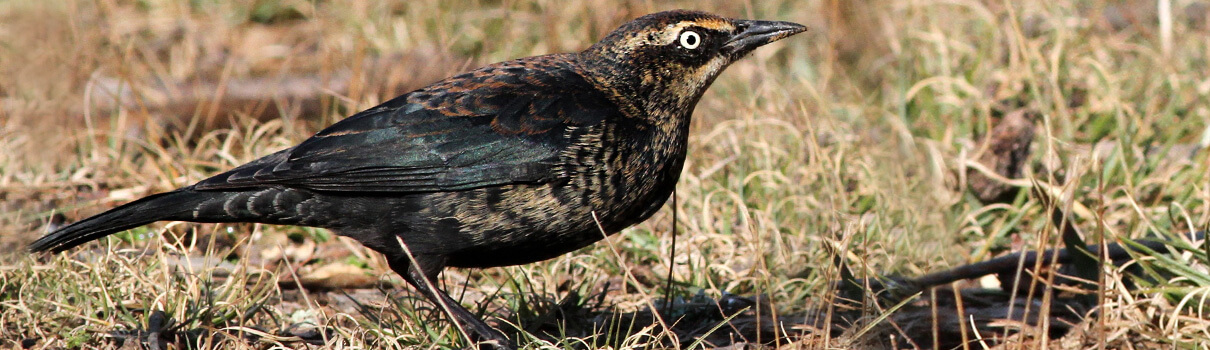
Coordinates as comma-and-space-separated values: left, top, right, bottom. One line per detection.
394, 236, 473, 346
663, 189, 677, 310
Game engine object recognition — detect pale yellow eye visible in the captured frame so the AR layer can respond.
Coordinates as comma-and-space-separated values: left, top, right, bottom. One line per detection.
679, 31, 701, 49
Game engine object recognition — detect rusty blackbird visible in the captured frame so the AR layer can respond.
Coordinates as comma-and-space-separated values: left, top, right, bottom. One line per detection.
31, 9, 806, 349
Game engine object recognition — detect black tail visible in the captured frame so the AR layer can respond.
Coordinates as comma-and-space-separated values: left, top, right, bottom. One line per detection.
29, 188, 224, 253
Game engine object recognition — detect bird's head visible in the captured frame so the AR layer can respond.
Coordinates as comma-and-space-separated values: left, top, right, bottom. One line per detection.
579, 10, 807, 121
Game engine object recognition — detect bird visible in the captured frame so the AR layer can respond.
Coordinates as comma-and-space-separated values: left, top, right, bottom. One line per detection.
30, 9, 806, 349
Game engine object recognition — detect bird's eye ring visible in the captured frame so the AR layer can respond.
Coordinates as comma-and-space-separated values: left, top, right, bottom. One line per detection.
679, 31, 701, 49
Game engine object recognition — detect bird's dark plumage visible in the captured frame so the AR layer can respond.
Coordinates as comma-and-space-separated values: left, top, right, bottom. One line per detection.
30, 9, 806, 349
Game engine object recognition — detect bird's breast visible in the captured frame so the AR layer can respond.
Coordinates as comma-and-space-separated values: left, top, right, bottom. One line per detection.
558, 119, 686, 230
436, 118, 688, 268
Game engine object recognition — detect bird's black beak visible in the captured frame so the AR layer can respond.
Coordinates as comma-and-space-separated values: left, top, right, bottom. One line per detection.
721, 19, 807, 59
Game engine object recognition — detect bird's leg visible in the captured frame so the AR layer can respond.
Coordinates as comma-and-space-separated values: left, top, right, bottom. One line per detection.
388, 257, 513, 350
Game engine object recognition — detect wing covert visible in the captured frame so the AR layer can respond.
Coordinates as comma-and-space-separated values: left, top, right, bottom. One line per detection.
194, 56, 618, 193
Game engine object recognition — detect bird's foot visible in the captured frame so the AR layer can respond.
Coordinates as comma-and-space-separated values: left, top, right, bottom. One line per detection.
467, 339, 513, 350
468, 327, 514, 350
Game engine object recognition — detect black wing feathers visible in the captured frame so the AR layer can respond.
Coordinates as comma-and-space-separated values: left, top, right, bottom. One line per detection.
195, 55, 616, 193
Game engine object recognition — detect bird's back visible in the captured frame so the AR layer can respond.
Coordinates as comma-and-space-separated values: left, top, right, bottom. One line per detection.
178, 54, 687, 267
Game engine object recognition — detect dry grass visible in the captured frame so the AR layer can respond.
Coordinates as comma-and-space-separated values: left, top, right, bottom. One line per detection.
3, 0, 1210, 349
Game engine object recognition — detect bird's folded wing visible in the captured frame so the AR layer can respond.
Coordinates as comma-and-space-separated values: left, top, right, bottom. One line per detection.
194, 89, 613, 193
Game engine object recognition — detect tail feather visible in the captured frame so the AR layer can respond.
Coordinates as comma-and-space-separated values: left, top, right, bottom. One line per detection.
29, 188, 217, 253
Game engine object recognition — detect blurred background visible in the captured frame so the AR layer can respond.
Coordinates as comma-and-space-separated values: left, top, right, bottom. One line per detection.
2, 0, 1209, 348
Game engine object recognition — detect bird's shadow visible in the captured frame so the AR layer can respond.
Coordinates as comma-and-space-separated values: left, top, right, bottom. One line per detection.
97, 276, 1093, 350
494, 281, 1093, 349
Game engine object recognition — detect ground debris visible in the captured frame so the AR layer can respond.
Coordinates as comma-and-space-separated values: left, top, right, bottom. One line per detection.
966, 109, 1035, 204
512, 229, 1200, 349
